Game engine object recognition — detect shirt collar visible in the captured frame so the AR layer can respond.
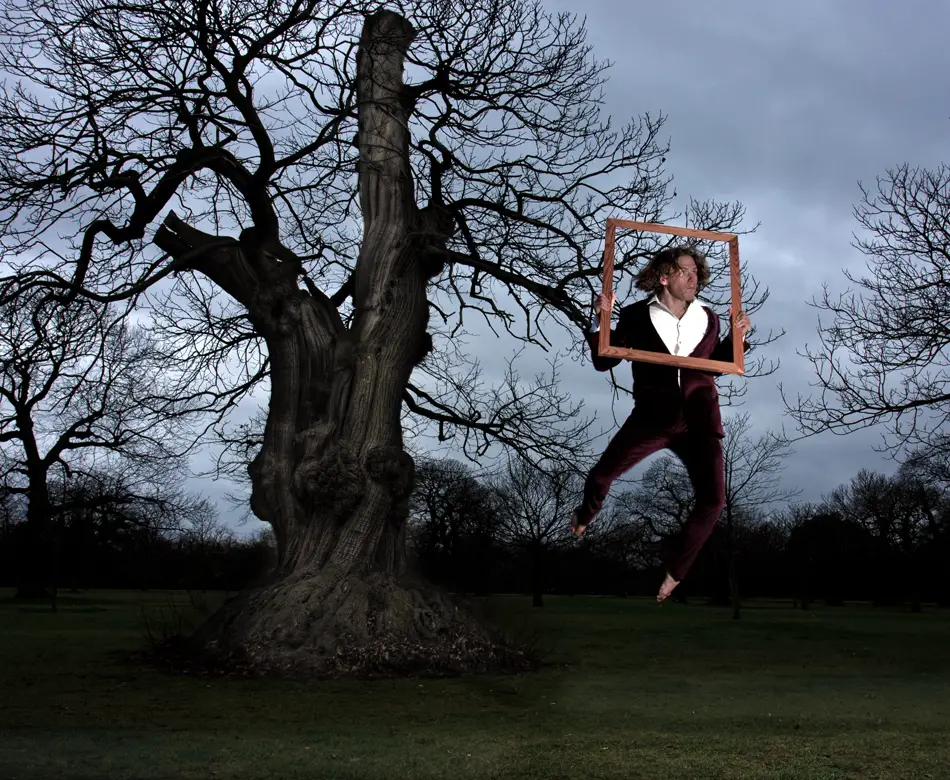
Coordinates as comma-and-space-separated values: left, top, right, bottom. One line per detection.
647, 294, 705, 315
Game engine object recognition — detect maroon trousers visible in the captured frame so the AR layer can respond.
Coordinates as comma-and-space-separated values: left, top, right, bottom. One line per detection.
577, 407, 725, 582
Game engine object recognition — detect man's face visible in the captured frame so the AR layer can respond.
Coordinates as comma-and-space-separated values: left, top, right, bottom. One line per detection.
660, 254, 699, 303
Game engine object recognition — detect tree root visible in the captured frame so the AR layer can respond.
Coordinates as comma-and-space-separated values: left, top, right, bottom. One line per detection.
136, 570, 541, 680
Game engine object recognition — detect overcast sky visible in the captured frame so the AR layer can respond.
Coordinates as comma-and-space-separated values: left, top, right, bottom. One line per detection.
202, 0, 950, 535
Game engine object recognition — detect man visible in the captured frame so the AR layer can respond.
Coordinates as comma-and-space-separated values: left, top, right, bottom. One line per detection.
571, 245, 751, 603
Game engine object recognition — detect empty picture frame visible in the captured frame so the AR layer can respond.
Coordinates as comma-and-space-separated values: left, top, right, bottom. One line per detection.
597, 218, 745, 375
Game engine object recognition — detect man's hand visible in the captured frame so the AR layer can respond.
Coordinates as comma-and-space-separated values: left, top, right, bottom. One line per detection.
728, 306, 751, 340
593, 292, 616, 315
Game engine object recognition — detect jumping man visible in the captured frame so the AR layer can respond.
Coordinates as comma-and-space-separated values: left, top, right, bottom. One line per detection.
572, 245, 751, 603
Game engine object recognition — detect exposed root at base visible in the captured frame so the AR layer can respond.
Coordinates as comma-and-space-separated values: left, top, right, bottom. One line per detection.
137, 624, 541, 680
132, 571, 543, 680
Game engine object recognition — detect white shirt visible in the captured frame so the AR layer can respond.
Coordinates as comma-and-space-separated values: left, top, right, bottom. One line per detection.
645, 294, 708, 362
591, 295, 741, 387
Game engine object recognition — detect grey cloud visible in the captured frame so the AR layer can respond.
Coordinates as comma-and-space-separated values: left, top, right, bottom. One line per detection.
582, 0, 950, 211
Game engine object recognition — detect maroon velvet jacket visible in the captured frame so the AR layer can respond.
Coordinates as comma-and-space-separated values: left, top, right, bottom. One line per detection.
586, 298, 750, 438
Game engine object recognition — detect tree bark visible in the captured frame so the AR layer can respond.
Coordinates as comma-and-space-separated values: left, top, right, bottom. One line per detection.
151, 11, 534, 679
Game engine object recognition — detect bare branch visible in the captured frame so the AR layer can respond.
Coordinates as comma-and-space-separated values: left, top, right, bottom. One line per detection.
783, 163, 950, 458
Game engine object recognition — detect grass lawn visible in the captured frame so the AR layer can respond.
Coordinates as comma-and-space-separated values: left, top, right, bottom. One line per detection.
1, 589, 948, 780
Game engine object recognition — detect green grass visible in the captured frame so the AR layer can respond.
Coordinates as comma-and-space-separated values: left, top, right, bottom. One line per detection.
1, 590, 949, 779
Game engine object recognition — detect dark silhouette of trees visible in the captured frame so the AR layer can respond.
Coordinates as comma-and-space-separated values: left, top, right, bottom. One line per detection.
898, 444, 950, 605
573, 501, 660, 597
407, 458, 500, 595
491, 456, 579, 607
0, 289, 190, 601
6, 444, 948, 609
783, 506, 878, 609
0, 0, 775, 675
0, 466, 275, 593
769, 502, 817, 608
825, 467, 945, 611
46, 464, 222, 592
719, 413, 799, 618
735, 513, 792, 600
775, 451, 950, 612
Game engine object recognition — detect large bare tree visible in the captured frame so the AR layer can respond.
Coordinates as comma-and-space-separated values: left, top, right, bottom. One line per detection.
783, 163, 950, 457
0, 0, 770, 675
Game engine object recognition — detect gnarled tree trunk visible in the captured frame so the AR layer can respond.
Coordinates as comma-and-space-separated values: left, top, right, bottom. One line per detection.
153, 11, 533, 679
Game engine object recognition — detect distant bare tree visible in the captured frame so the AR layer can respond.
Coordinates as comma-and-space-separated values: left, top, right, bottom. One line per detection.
783, 163, 950, 459
47, 460, 218, 594
825, 465, 944, 611
826, 471, 918, 555
0, 288, 191, 600
175, 507, 236, 550
491, 455, 579, 607
407, 458, 499, 592
612, 456, 694, 578
720, 413, 799, 618
616, 456, 694, 530
900, 436, 950, 512
896, 454, 949, 545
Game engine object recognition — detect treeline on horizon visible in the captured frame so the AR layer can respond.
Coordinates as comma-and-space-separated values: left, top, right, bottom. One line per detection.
2, 452, 947, 611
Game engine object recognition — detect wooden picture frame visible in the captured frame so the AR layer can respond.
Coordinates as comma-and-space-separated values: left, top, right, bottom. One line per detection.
598, 219, 745, 375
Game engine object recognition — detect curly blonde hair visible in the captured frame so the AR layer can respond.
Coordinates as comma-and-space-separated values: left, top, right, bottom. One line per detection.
635, 245, 710, 295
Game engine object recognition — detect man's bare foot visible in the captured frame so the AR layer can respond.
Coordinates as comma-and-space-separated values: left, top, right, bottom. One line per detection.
570, 509, 587, 538
656, 573, 679, 603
